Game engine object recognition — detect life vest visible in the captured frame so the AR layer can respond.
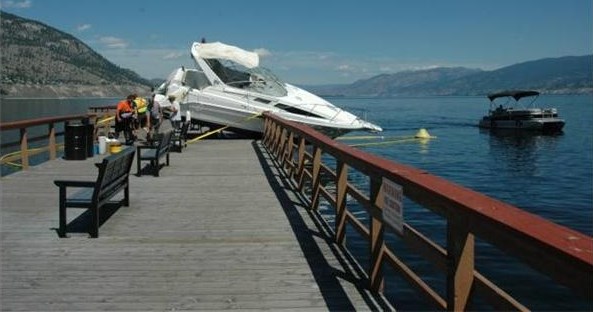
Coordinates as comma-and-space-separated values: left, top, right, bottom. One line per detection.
134, 97, 148, 114
116, 100, 134, 119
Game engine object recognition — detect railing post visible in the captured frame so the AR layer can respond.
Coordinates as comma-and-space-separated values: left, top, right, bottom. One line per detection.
48, 122, 56, 160
272, 124, 281, 156
296, 137, 306, 191
309, 146, 322, 211
19, 128, 29, 170
285, 131, 295, 174
278, 128, 287, 164
262, 118, 270, 146
335, 160, 348, 245
369, 176, 385, 292
447, 215, 475, 311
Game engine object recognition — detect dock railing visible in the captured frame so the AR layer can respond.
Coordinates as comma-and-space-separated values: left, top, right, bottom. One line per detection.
0, 114, 98, 171
262, 112, 593, 310
1, 106, 116, 173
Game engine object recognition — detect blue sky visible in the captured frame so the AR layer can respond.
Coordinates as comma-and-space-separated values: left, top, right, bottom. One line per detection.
1, 0, 591, 84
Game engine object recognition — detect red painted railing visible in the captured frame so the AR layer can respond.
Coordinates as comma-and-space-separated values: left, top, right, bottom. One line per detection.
0, 114, 96, 170
262, 112, 592, 310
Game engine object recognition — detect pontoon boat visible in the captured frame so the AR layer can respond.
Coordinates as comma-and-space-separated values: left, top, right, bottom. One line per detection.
478, 90, 565, 133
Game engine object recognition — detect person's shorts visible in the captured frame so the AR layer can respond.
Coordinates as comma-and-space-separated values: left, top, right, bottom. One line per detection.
138, 113, 149, 128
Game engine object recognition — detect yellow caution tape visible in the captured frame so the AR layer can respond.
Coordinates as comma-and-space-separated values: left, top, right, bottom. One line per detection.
186, 112, 262, 144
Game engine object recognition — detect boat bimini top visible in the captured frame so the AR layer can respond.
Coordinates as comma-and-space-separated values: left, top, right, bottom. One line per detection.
487, 90, 540, 102
191, 41, 259, 69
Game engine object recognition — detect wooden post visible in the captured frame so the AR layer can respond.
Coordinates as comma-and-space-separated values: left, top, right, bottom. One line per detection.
278, 128, 287, 164
19, 128, 29, 170
309, 146, 322, 211
369, 176, 385, 292
263, 118, 270, 146
286, 131, 295, 174
48, 123, 56, 160
273, 124, 281, 155
296, 137, 306, 191
447, 215, 475, 311
335, 160, 348, 245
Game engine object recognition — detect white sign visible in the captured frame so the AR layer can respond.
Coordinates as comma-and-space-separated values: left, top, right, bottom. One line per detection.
382, 178, 404, 235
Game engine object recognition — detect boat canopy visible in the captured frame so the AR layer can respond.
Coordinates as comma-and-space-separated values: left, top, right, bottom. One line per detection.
487, 90, 540, 102
191, 41, 259, 69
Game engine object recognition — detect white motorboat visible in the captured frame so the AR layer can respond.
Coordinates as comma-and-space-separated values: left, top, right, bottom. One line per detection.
478, 90, 565, 133
156, 41, 382, 138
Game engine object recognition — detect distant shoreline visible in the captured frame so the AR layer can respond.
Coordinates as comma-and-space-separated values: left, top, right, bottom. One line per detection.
1, 84, 590, 100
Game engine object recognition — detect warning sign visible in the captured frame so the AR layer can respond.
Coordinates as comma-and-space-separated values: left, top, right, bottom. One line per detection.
382, 178, 404, 235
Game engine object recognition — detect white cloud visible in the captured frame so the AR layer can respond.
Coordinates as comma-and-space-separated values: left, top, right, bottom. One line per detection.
99, 36, 128, 49
409, 64, 440, 71
97, 48, 195, 80
76, 24, 91, 32
336, 64, 352, 71
162, 51, 185, 60
0, 0, 32, 9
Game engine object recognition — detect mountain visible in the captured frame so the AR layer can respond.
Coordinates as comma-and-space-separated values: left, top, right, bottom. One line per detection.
310, 55, 593, 97
2, 11, 591, 98
0, 11, 152, 98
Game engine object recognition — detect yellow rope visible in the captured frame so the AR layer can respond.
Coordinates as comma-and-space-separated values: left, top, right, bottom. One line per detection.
97, 116, 115, 125
345, 129, 436, 147
186, 112, 262, 144
336, 135, 385, 141
1, 144, 65, 168
349, 137, 421, 147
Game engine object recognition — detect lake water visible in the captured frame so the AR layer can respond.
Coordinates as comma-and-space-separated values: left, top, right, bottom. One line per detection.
330, 95, 592, 310
1, 95, 592, 310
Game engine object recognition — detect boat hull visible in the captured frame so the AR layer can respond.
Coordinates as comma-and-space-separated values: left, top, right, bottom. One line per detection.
183, 101, 362, 138
478, 118, 565, 133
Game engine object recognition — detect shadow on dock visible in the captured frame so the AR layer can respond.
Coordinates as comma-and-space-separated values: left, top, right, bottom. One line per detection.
52, 202, 122, 237
252, 141, 393, 310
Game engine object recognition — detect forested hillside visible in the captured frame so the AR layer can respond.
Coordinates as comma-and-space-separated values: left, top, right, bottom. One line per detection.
0, 11, 151, 97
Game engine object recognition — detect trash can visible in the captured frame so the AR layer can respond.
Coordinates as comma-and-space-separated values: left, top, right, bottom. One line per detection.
85, 123, 95, 157
64, 123, 87, 160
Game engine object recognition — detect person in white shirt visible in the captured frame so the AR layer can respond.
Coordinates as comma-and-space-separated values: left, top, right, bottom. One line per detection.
168, 95, 182, 129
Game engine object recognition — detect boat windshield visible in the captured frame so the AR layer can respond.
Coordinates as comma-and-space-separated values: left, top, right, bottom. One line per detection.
205, 58, 287, 97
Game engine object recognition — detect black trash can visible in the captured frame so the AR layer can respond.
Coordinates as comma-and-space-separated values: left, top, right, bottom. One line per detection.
64, 123, 87, 160
85, 123, 95, 157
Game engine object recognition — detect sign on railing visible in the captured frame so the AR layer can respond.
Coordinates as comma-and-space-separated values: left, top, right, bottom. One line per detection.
382, 178, 404, 235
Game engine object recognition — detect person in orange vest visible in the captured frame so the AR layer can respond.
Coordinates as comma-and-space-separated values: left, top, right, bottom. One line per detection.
115, 95, 136, 145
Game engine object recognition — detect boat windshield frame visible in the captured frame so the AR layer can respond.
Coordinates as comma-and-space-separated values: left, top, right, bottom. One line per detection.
204, 58, 288, 97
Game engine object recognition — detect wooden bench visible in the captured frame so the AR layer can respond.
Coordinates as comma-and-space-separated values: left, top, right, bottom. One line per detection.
172, 121, 190, 152
136, 130, 172, 176
54, 147, 135, 238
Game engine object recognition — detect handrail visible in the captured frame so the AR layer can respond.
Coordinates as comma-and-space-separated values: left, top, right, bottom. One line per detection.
0, 114, 93, 131
261, 112, 593, 311
0, 113, 97, 171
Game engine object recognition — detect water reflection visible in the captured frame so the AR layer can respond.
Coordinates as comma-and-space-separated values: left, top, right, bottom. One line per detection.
484, 129, 562, 177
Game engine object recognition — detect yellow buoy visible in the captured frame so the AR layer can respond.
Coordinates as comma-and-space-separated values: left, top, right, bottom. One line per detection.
414, 128, 435, 139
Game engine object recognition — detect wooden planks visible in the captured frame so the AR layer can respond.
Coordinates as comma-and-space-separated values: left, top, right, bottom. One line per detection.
1, 139, 390, 311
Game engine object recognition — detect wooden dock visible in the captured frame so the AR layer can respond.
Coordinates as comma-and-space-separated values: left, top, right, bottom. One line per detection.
0, 139, 391, 311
